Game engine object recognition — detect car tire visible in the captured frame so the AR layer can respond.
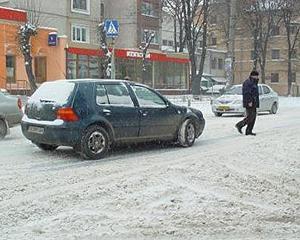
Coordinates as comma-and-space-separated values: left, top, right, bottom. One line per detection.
36, 143, 58, 151
270, 103, 278, 114
80, 125, 110, 160
178, 119, 196, 147
0, 119, 8, 140
214, 112, 222, 117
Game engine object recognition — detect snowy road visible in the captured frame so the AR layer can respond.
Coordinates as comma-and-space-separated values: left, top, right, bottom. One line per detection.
0, 98, 299, 239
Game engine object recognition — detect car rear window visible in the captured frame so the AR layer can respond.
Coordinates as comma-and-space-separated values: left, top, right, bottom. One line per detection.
30, 81, 76, 105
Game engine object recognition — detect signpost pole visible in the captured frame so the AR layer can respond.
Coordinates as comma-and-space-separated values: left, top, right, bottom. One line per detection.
111, 38, 116, 79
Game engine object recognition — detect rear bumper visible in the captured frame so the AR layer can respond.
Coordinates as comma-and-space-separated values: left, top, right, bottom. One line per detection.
21, 116, 81, 146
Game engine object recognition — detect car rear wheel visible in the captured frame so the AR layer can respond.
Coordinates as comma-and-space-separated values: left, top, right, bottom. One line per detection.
178, 119, 196, 147
36, 143, 58, 151
80, 125, 110, 160
214, 112, 222, 117
0, 119, 8, 140
270, 103, 278, 114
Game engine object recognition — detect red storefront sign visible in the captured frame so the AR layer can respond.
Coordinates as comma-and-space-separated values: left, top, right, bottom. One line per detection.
67, 47, 189, 64
0, 7, 27, 22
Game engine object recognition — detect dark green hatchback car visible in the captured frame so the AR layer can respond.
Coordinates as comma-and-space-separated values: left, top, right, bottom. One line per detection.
21, 79, 205, 159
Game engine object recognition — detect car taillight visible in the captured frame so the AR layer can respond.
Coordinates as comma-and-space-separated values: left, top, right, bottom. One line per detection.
17, 98, 22, 110
56, 107, 79, 122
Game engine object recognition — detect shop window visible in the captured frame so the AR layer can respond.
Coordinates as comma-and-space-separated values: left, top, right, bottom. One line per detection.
271, 49, 280, 59
34, 57, 47, 83
72, 25, 89, 43
72, 0, 90, 14
271, 73, 279, 83
141, 1, 158, 17
6, 55, 16, 83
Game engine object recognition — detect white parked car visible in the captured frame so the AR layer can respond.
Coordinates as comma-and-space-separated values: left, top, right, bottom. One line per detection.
211, 84, 279, 117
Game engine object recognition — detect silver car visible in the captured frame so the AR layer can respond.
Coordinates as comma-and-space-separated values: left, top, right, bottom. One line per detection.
211, 84, 279, 117
0, 91, 23, 139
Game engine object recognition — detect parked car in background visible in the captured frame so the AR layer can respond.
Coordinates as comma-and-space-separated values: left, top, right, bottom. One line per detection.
211, 84, 279, 117
21, 79, 205, 160
200, 75, 226, 94
0, 91, 23, 139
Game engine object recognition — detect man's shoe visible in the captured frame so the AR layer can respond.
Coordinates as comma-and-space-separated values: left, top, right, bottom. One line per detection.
235, 124, 243, 134
246, 132, 256, 136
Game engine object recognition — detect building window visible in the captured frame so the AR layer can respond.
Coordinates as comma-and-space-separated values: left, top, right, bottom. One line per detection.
141, 1, 158, 17
71, 0, 90, 14
271, 49, 280, 59
6, 55, 16, 83
72, 25, 89, 43
251, 50, 256, 60
271, 26, 280, 36
291, 49, 297, 59
141, 29, 160, 45
168, 40, 173, 46
100, 3, 105, 18
211, 37, 217, 46
292, 72, 296, 82
162, 39, 168, 46
210, 15, 217, 25
211, 58, 217, 69
271, 73, 279, 83
218, 58, 224, 70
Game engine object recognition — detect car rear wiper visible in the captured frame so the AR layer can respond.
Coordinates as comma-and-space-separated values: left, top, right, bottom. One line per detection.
39, 99, 56, 103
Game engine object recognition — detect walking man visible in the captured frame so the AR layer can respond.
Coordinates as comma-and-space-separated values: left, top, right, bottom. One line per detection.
235, 70, 260, 136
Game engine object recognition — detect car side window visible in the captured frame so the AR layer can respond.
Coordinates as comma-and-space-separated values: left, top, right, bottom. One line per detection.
263, 86, 271, 94
96, 84, 109, 105
103, 84, 134, 106
132, 85, 166, 108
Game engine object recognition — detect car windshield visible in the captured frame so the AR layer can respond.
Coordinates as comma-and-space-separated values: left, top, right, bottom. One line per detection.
30, 81, 76, 105
224, 86, 242, 95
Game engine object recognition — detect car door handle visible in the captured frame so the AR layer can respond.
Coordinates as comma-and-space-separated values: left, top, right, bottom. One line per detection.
103, 109, 111, 115
139, 110, 148, 117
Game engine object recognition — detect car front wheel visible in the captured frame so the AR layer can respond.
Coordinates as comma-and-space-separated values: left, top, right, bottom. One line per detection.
80, 125, 110, 160
0, 119, 8, 140
270, 103, 278, 114
178, 119, 196, 147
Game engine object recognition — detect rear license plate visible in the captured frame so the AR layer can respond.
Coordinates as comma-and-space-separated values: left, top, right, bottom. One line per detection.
28, 126, 44, 134
217, 105, 230, 111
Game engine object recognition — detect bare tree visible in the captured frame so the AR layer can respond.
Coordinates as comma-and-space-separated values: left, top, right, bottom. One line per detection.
181, 0, 210, 96
162, 0, 185, 52
240, 0, 283, 83
280, 0, 300, 95
98, 23, 112, 78
15, 0, 42, 92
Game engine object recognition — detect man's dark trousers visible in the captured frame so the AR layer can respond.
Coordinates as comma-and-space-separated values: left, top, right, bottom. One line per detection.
236, 107, 257, 134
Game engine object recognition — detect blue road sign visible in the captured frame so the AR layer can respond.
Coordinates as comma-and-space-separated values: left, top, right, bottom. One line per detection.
104, 19, 119, 38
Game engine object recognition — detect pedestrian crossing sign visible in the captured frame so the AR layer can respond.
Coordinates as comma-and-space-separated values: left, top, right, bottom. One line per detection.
105, 19, 119, 38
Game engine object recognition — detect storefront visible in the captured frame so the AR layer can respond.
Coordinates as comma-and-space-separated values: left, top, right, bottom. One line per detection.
66, 47, 190, 93
0, 7, 67, 93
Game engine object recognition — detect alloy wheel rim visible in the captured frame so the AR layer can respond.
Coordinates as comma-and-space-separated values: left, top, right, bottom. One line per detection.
187, 123, 195, 143
88, 131, 106, 154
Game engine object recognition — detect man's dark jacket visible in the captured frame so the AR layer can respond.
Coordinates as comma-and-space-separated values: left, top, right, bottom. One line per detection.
242, 78, 259, 108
